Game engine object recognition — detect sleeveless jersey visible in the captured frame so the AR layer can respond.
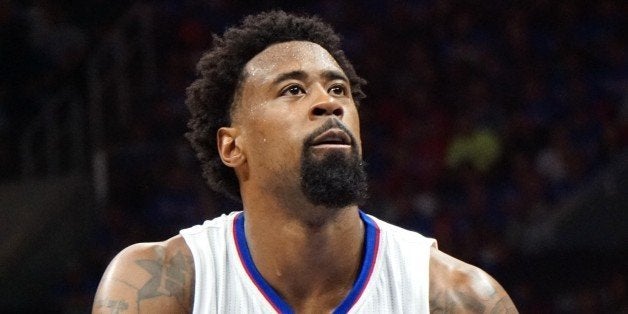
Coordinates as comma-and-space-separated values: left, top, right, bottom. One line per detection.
180, 211, 437, 313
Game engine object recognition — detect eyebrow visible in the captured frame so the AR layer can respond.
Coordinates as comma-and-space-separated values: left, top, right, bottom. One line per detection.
271, 70, 349, 87
321, 70, 349, 83
271, 70, 308, 86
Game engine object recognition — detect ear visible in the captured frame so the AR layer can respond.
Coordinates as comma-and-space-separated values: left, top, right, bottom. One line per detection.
217, 127, 245, 168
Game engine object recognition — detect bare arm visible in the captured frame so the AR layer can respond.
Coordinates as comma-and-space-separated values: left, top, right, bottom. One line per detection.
93, 236, 194, 313
429, 247, 518, 313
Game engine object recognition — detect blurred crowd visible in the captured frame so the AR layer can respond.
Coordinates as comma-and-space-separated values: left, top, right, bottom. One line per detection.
2, 0, 626, 312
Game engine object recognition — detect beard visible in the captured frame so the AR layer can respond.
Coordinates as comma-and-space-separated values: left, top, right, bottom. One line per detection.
300, 120, 369, 208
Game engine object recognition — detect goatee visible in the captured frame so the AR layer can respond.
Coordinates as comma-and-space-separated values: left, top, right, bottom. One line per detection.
300, 119, 369, 208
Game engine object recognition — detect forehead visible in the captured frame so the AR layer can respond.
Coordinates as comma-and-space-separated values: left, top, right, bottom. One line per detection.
243, 41, 344, 81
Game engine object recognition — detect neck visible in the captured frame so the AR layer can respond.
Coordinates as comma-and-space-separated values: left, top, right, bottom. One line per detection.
241, 200, 365, 312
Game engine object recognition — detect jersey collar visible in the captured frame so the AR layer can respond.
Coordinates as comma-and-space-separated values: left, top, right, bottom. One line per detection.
233, 211, 380, 313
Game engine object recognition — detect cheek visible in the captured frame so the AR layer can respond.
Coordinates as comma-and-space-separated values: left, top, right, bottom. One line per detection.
244, 114, 303, 167
345, 109, 362, 149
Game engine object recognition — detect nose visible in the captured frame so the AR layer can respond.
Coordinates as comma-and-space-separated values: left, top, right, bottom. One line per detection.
309, 87, 344, 119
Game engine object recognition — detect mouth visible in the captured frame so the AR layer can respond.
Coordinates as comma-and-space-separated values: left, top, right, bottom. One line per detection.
310, 128, 352, 147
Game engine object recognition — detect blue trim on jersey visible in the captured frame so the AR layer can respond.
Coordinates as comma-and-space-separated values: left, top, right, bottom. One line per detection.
333, 211, 379, 313
234, 213, 294, 314
233, 211, 379, 314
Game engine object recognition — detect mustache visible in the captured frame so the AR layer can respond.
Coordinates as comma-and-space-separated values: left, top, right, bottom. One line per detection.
303, 118, 357, 148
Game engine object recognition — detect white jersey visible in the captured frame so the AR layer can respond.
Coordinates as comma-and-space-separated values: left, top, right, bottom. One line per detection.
180, 211, 437, 313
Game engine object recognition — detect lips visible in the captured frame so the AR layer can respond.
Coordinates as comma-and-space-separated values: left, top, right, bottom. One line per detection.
311, 129, 352, 146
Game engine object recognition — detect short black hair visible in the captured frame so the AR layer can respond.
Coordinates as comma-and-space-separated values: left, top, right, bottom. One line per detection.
185, 10, 366, 201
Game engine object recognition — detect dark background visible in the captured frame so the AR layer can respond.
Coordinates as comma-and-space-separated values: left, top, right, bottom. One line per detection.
1, 0, 626, 312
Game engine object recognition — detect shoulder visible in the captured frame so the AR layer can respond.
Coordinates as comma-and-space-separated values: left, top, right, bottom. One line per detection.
429, 247, 518, 313
93, 235, 194, 313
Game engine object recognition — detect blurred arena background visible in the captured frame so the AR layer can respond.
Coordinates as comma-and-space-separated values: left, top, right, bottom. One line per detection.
0, 0, 626, 312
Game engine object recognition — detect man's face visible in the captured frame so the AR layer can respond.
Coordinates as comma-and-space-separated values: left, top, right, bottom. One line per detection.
231, 41, 367, 208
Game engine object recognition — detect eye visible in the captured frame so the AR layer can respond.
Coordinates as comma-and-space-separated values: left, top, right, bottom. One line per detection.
280, 84, 306, 96
328, 84, 347, 96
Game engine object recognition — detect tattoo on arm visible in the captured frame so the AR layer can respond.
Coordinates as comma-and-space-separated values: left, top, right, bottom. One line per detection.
106, 247, 194, 312
430, 285, 517, 313
430, 290, 486, 313
94, 299, 129, 313
134, 247, 194, 311
490, 297, 518, 314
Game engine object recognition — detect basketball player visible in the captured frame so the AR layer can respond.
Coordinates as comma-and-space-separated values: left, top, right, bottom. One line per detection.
93, 11, 517, 313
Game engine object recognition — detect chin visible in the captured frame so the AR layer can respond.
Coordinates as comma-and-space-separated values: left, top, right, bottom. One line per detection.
300, 147, 368, 209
